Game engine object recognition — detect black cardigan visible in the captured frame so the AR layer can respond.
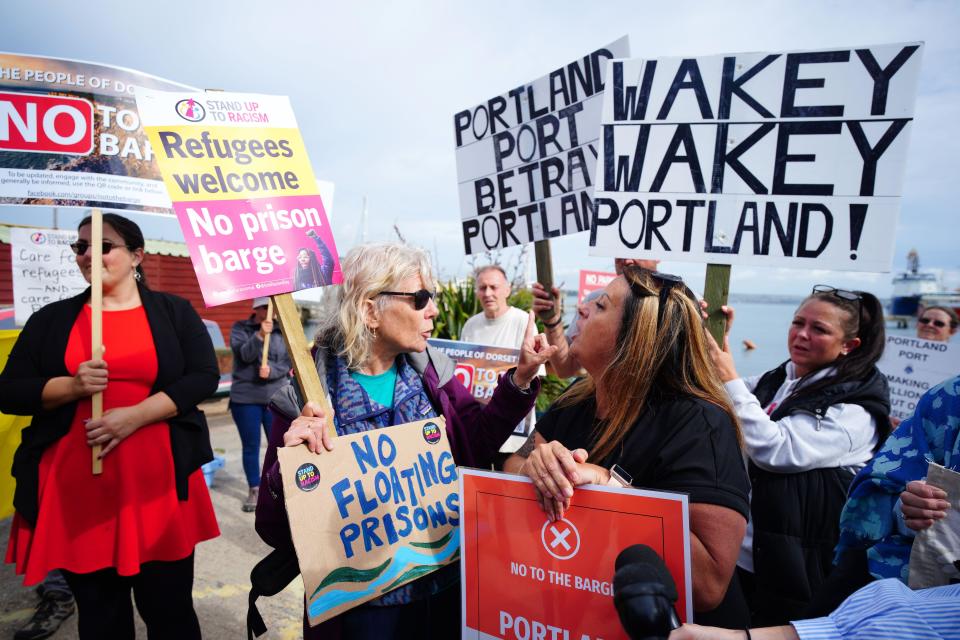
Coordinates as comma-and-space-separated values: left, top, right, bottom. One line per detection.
0, 284, 219, 526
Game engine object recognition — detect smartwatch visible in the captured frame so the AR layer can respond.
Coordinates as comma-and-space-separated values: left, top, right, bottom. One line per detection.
608, 464, 633, 488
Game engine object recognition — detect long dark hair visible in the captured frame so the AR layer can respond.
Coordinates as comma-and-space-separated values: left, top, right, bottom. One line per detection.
792, 289, 889, 444
77, 213, 147, 286
294, 247, 326, 288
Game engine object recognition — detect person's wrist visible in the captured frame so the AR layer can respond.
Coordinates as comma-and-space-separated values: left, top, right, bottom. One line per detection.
70, 375, 83, 398
543, 315, 563, 329
511, 369, 533, 391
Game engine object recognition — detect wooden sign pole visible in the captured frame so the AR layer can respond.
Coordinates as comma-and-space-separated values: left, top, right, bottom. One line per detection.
703, 264, 731, 345
260, 298, 273, 369
198, 87, 334, 437
533, 239, 555, 321
90, 208, 104, 475
271, 293, 335, 437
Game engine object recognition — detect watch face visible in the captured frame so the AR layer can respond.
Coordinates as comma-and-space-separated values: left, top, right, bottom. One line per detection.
610, 465, 632, 487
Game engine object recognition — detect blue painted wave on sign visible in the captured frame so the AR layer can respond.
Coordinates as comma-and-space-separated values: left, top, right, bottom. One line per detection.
308, 534, 461, 617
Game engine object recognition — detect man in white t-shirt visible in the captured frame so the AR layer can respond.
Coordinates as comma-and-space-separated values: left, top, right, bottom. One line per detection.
461, 265, 529, 347
461, 264, 537, 452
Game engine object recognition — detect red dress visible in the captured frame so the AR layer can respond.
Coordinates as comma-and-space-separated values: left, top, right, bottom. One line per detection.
6, 305, 220, 584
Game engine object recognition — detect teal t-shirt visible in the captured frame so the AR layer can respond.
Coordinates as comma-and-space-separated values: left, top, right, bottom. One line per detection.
349, 364, 397, 408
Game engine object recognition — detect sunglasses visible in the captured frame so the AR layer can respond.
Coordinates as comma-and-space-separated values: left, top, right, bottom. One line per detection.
69, 240, 129, 256
625, 269, 697, 329
377, 289, 435, 310
918, 317, 950, 329
812, 285, 864, 329
812, 285, 861, 303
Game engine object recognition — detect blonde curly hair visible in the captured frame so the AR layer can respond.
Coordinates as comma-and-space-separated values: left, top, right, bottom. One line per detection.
315, 242, 435, 370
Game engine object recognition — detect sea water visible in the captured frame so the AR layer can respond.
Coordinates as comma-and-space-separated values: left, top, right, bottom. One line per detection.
560, 296, 917, 379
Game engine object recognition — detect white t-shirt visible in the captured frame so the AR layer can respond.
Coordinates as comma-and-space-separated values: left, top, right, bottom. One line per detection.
461, 306, 529, 348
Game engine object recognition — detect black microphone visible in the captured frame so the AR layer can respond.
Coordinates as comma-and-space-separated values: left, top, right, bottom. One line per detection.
612, 544, 682, 640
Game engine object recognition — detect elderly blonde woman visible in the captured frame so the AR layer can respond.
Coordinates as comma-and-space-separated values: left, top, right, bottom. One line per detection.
255, 242, 554, 639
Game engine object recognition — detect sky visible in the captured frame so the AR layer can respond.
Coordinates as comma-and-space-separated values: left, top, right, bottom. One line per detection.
1, 0, 958, 297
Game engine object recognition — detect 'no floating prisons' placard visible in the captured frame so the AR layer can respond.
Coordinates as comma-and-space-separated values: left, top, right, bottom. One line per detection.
589, 42, 923, 272
454, 37, 630, 255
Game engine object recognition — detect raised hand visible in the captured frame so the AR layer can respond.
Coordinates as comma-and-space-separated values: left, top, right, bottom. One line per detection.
703, 304, 738, 382
514, 311, 559, 387
532, 282, 562, 323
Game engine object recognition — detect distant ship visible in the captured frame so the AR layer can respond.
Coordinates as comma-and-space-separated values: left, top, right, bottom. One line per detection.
890, 249, 940, 316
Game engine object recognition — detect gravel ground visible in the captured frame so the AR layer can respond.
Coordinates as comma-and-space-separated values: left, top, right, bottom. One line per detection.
0, 398, 305, 639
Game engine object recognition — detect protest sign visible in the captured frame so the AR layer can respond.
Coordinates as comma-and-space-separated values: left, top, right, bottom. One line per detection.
454, 37, 630, 255
10, 227, 86, 325
877, 335, 958, 420
427, 338, 520, 404
577, 269, 616, 304
590, 43, 923, 272
277, 418, 460, 626
0, 52, 193, 211
460, 468, 691, 639
427, 338, 533, 443
136, 89, 341, 306
908, 462, 960, 589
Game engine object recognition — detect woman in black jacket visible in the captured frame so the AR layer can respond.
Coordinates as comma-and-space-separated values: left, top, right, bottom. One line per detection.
707, 285, 891, 625
0, 213, 220, 640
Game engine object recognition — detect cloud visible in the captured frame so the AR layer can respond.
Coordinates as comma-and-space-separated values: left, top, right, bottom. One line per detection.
2, 0, 956, 297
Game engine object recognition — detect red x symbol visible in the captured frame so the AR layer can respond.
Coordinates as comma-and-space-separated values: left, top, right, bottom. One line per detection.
540, 518, 580, 560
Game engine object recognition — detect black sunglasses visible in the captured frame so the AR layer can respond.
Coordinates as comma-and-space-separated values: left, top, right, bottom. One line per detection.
918, 317, 950, 329
812, 284, 862, 303
377, 289, 435, 310
69, 240, 129, 256
625, 270, 696, 329
812, 284, 863, 322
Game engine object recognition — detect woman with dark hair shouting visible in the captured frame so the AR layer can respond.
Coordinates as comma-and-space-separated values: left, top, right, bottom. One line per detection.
707, 285, 891, 626
506, 267, 751, 624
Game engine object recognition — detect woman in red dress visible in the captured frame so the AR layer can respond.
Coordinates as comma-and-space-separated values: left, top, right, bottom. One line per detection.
0, 213, 220, 639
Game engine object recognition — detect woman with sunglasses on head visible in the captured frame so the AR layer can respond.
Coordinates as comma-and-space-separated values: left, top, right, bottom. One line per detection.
706, 285, 891, 626
916, 305, 958, 342
505, 267, 751, 624
255, 242, 555, 639
0, 213, 220, 639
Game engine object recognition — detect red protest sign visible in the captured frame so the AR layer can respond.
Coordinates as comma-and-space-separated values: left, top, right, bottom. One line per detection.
460, 468, 691, 639
0, 92, 94, 155
577, 270, 616, 304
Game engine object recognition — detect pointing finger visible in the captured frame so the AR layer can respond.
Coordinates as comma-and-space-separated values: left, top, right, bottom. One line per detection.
524, 310, 537, 341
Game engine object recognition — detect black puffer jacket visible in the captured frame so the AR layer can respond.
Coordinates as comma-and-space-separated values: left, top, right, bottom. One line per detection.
746, 362, 890, 625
